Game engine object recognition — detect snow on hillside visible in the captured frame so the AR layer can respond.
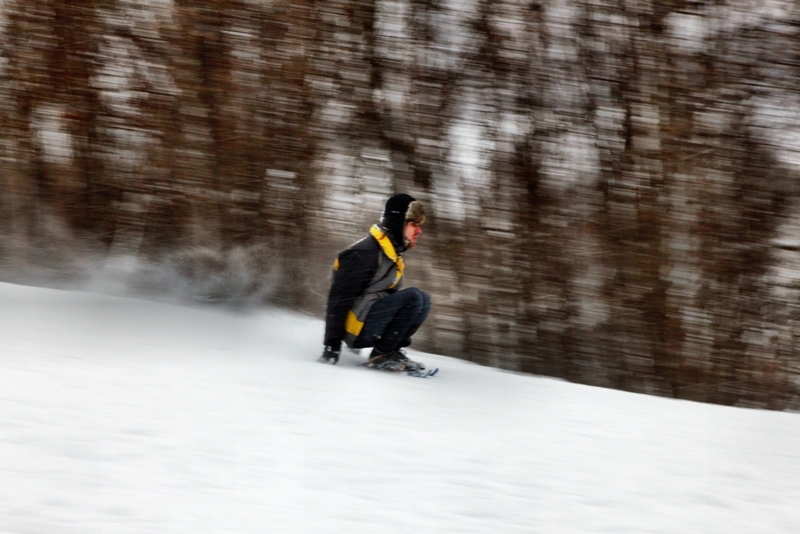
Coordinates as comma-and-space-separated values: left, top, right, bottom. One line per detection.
1, 281, 799, 534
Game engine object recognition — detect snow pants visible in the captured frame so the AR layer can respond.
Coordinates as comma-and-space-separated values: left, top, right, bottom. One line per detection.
352, 287, 431, 355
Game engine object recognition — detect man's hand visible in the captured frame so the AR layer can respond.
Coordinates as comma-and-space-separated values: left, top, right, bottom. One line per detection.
318, 346, 340, 364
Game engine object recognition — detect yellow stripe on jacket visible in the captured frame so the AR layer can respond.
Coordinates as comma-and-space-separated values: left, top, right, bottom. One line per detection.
345, 310, 363, 337
369, 225, 404, 289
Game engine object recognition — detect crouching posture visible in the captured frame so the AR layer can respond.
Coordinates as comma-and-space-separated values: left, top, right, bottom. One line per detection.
320, 194, 431, 372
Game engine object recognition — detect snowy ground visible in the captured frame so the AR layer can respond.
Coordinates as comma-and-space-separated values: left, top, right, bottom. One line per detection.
2, 281, 800, 534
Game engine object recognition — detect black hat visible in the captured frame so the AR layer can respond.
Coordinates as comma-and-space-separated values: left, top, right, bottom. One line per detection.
381, 194, 426, 250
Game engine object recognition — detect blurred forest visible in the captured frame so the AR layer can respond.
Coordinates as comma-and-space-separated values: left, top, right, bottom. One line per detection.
2, 0, 800, 409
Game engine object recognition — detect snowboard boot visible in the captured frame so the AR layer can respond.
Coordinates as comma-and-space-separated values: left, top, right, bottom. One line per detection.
365, 350, 407, 372
392, 349, 426, 372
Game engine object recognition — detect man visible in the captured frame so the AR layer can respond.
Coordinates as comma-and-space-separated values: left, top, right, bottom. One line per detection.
319, 193, 431, 372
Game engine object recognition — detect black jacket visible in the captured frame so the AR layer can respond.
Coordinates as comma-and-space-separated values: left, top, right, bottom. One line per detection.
324, 225, 405, 350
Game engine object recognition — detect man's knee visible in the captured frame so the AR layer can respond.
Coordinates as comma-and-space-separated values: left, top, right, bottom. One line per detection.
402, 287, 428, 310
421, 290, 431, 313
410, 287, 430, 306
404, 288, 431, 320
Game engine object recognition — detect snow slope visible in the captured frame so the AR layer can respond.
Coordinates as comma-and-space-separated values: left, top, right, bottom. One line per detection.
1, 281, 799, 534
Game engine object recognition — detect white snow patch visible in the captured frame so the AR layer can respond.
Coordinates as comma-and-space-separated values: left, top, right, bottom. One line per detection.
1, 282, 800, 533
444, 0, 479, 15
318, 99, 355, 127
709, 0, 796, 33
749, 96, 800, 170
445, 116, 493, 221
33, 104, 74, 164
375, 0, 409, 43
541, 130, 600, 194
545, 0, 580, 63
432, 174, 467, 223
666, 12, 708, 54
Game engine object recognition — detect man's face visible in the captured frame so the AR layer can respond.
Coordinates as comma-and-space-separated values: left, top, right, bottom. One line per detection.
404, 221, 423, 249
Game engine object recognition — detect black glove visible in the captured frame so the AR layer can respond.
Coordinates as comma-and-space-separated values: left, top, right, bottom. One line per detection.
318, 346, 340, 364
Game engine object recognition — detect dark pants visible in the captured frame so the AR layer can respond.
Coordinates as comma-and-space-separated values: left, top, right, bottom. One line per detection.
352, 288, 431, 354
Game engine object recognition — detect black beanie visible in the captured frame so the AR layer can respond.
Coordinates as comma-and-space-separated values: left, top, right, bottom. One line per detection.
381, 194, 425, 250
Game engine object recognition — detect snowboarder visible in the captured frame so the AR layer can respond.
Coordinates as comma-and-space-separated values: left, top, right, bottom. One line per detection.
319, 194, 431, 372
